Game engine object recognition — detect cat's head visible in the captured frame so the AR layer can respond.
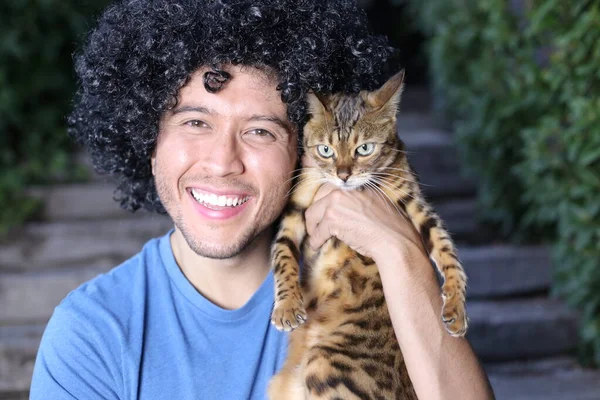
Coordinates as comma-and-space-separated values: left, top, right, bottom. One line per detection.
303, 70, 405, 190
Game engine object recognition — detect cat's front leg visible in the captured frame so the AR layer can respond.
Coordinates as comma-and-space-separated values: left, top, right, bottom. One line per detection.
271, 219, 307, 331
271, 172, 322, 331
398, 188, 468, 337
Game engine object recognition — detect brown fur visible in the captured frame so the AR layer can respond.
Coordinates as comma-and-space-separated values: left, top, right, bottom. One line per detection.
268, 71, 468, 399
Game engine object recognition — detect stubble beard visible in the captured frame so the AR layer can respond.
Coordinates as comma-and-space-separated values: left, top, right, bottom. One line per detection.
155, 173, 280, 260
174, 212, 264, 259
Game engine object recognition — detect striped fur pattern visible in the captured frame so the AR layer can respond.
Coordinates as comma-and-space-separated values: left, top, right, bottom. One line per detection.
268, 71, 468, 399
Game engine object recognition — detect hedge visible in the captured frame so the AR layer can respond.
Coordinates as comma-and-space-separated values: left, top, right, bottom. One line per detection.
409, 0, 600, 365
0, 1, 109, 233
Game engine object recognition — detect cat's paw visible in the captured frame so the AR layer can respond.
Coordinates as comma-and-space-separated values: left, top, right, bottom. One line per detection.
271, 299, 307, 332
441, 289, 468, 337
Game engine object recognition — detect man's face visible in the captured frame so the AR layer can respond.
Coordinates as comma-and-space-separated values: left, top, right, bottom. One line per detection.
153, 66, 298, 259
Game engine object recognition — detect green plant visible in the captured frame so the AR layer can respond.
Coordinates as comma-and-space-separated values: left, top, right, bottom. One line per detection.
515, 1, 600, 366
409, 0, 553, 238
409, 0, 600, 365
0, 0, 109, 234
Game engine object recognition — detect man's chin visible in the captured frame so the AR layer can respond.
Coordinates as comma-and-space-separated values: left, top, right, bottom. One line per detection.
185, 238, 248, 260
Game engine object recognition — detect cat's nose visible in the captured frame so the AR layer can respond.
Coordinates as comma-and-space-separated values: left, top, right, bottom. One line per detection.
337, 169, 351, 182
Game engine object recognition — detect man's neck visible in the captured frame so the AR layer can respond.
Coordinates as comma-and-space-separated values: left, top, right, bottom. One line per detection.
170, 228, 273, 310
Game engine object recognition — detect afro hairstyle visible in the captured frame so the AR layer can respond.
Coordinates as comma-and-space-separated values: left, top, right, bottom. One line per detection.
68, 0, 398, 214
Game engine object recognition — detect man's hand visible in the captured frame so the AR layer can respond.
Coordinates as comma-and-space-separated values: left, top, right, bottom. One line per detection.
301, 155, 426, 264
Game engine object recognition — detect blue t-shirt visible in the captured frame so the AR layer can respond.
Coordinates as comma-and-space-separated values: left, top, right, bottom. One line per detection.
30, 230, 288, 399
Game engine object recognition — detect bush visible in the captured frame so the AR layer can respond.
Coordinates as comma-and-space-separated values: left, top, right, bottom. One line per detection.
0, 0, 109, 233
408, 0, 553, 238
516, 1, 600, 366
409, 0, 600, 365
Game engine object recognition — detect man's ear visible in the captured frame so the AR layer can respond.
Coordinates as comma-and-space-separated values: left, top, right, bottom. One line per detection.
151, 152, 157, 176
366, 69, 405, 112
306, 91, 329, 117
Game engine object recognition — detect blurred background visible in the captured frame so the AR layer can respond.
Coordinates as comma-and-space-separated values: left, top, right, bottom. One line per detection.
1, 0, 599, 399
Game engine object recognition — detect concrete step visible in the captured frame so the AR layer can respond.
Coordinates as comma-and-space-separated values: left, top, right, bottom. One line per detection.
485, 357, 600, 400
468, 297, 580, 362
432, 198, 480, 243
0, 325, 44, 394
26, 182, 127, 221
401, 125, 476, 200
461, 245, 552, 298
0, 216, 172, 271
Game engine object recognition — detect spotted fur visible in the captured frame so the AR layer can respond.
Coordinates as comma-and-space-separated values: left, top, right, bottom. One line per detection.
268, 71, 468, 399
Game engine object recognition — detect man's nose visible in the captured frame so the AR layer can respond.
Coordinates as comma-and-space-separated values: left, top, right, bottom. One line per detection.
205, 131, 244, 177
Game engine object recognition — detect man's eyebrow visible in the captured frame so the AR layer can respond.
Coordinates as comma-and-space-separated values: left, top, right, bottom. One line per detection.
170, 105, 216, 115
246, 114, 294, 134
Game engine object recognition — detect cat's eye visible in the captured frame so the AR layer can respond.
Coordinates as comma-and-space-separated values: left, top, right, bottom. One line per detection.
356, 143, 375, 156
317, 144, 334, 158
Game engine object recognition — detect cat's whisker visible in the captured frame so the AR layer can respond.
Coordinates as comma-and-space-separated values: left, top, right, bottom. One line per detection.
374, 177, 422, 198
370, 172, 418, 184
365, 182, 395, 215
285, 177, 328, 198
375, 166, 415, 174
388, 147, 412, 155
283, 170, 321, 186
371, 171, 433, 188
370, 177, 418, 203
367, 181, 404, 216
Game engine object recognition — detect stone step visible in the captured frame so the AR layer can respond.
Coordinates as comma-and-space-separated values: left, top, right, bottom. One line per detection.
401, 126, 476, 200
468, 297, 580, 362
0, 325, 44, 394
461, 245, 552, 298
26, 182, 127, 221
485, 357, 600, 400
0, 216, 172, 271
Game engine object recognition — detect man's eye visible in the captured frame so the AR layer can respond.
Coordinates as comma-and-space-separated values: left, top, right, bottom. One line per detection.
248, 129, 274, 138
185, 120, 209, 128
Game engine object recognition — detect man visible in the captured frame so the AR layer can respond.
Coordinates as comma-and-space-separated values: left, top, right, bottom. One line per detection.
31, 0, 494, 399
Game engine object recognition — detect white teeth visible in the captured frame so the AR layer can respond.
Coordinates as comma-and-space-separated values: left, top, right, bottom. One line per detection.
190, 188, 249, 208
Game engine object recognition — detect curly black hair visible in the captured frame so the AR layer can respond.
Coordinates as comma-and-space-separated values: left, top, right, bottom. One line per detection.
69, 0, 397, 214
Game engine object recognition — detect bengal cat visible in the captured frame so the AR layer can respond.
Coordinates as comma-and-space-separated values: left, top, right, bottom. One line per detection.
268, 70, 468, 400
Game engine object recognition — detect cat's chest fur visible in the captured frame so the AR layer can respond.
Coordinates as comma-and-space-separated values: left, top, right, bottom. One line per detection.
301, 236, 381, 317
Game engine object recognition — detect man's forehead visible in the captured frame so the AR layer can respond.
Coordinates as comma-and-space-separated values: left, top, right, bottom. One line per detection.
170, 65, 296, 133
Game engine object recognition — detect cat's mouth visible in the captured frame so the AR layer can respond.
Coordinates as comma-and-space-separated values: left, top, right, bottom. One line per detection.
332, 177, 370, 191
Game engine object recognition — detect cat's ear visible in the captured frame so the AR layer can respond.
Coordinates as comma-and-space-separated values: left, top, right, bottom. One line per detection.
366, 69, 405, 112
306, 91, 329, 117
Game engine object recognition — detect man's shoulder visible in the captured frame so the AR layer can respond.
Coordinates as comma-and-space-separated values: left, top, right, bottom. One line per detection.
56, 232, 169, 321
31, 233, 172, 398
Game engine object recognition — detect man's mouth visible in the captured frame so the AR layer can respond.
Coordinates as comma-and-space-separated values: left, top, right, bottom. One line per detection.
190, 188, 250, 209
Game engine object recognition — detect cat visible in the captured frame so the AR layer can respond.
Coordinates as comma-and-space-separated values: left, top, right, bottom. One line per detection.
267, 70, 468, 399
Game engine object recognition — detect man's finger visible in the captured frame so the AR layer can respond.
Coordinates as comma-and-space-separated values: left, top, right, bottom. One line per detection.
305, 185, 336, 234
309, 220, 329, 249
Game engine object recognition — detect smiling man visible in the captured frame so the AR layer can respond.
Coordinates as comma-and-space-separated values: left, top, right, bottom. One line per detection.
155, 67, 297, 310
30, 0, 494, 399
